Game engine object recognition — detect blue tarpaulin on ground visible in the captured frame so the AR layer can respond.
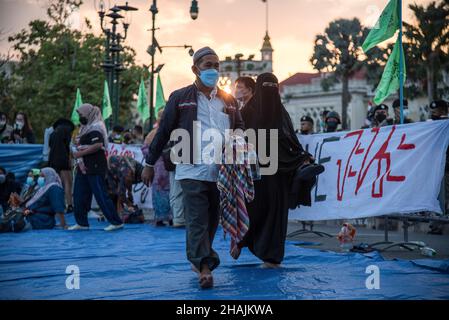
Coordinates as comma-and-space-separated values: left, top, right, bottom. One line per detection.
0, 144, 43, 182
0, 215, 449, 300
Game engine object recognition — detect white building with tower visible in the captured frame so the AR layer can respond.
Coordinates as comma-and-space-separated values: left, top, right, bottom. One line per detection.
218, 32, 274, 94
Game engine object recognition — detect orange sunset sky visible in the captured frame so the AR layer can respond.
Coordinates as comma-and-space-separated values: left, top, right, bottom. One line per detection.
0, 0, 432, 94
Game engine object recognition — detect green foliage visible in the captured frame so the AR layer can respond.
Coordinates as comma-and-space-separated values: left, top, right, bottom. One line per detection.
403, 0, 449, 101
0, 0, 148, 142
310, 18, 367, 79
310, 18, 368, 129
310, 0, 449, 111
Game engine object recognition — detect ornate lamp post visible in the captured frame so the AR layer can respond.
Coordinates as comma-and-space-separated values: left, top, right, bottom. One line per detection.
147, 1, 199, 130
97, 0, 137, 127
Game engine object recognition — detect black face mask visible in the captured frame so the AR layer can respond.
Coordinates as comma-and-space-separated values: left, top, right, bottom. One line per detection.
375, 114, 387, 123
326, 122, 338, 132
79, 116, 88, 125
300, 130, 309, 134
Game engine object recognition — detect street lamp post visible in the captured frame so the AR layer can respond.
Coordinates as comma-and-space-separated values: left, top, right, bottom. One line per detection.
234, 53, 244, 78
97, 1, 137, 128
147, 0, 199, 130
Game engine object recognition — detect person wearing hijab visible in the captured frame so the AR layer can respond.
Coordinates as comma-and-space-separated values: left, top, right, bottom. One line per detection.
49, 118, 75, 213
22, 167, 67, 230
68, 104, 123, 231
237, 73, 321, 268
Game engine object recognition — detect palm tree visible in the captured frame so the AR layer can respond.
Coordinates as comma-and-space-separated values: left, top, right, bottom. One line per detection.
404, 0, 449, 101
310, 18, 368, 130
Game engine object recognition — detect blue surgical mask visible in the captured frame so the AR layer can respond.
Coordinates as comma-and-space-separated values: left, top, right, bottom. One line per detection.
26, 177, 34, 186
199, 69, 219, 88
37, 177, 45, 187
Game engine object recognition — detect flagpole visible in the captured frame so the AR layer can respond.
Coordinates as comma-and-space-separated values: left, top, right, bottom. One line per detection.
399, 0, 404, 124
265, 0, 268, 33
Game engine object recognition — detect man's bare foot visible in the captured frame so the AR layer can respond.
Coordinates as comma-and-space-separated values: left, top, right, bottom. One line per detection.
230, 246, 241, 260
261, 262, 281, 269
199, 265, 213, 289
191, 264, 200, 274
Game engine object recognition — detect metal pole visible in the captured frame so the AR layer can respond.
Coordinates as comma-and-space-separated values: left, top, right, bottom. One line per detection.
115, 36, 121, 127
104, 31, 113, 130
399, 0, 404, 124
111, 19, 117, 128
149, 0, 157, 131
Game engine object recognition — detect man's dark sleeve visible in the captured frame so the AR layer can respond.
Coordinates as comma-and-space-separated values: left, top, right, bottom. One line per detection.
145, 92, 179, 165
88, 131, 104, 145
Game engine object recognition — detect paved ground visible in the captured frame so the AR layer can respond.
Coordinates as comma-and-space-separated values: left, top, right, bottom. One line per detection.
286, 220, 449, 260
139, 209, 449, 261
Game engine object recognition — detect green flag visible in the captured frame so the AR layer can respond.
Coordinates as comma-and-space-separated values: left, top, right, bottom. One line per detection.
155, 74, 166, 119
373, 37, 406, 105
137, 78, 149, 123
102, 80, 113, 120
70, 88, 83, 125
362, 0, 399, 53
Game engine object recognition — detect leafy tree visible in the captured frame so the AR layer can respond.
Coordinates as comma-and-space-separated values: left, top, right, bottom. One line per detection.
1, 0, 148, 142
310, 18, 368, 130
403, 0, 449, 101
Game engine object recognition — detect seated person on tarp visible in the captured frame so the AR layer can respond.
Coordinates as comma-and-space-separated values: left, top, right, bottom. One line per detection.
0, 167, 67, 232
106, 155, 145, 223
0, 167, 22, 217
4, 168, 41, 219
16, 169, 41, 204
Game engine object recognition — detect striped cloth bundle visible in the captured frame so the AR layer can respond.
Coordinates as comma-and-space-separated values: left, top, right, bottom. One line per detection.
217, 135, 255, 253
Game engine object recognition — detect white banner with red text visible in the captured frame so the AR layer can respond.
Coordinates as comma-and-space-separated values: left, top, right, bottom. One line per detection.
289, 120, 449, 221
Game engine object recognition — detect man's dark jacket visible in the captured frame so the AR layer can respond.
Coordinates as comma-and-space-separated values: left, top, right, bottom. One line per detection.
145, 84, 245, 166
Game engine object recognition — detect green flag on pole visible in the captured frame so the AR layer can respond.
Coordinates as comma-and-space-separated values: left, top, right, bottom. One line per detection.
70, 88, 83, 125
373, 37, 406, 104
102, 80, 113, 120
137, 78, 150, 123
155, 74, 166, 119
362, 0, 400, 53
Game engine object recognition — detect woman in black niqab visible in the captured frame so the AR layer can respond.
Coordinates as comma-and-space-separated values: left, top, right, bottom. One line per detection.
237, 73, 311, 267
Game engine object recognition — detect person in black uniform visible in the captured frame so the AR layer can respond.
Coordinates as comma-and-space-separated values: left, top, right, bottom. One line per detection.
324, 111, 342, 132
392, 99, 413, 124
298, 115, 314, 135
371, 104, 393, 128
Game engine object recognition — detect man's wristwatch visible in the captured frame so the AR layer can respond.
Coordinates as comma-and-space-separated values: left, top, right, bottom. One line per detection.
145, 163, 154, 168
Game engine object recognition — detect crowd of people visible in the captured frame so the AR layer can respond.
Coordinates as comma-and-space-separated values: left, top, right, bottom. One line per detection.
0, 111, 36, 144
295, 96, 449, 136
0, 45, 448, 290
